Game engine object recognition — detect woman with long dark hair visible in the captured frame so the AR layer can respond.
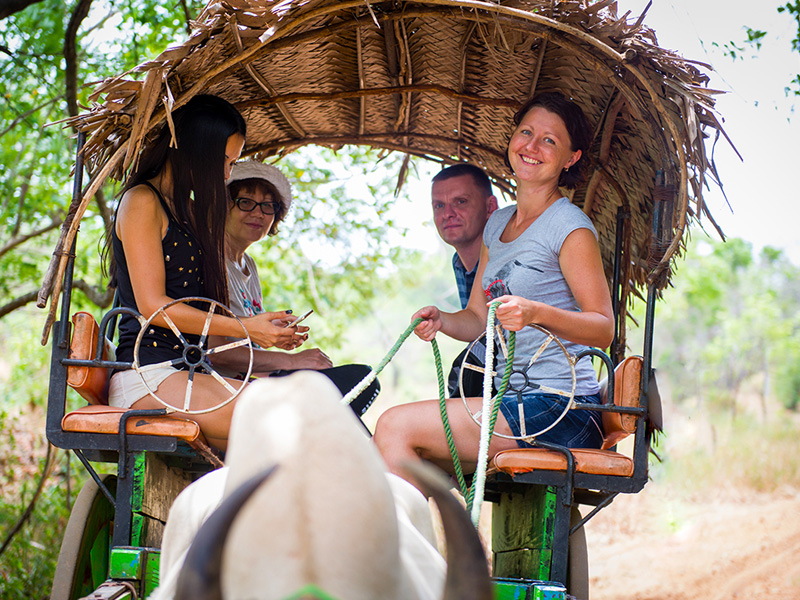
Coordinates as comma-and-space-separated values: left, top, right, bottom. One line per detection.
107, 95, 307, 450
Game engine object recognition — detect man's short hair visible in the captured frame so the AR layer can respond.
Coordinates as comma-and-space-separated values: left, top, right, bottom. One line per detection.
431, 164, 493, 198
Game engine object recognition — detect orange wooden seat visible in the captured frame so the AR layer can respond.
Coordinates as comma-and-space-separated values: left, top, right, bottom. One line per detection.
61, 405, 202, 443
67, 311, 114, 405
489, 355, 643, 479
64, 311, 219, 464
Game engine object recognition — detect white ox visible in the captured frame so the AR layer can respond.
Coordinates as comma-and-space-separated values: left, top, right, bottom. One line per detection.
150, 372, 492, 600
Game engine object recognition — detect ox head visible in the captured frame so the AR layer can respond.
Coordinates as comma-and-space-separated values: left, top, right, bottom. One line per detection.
174, 372, 492, 600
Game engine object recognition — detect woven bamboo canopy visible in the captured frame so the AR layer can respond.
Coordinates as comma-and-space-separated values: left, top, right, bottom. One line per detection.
39, 0, 731, 341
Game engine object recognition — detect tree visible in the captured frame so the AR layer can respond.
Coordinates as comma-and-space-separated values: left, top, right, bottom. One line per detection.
652, 236, 800, 416
719, 1, 800, 97
0, 0, 420, 342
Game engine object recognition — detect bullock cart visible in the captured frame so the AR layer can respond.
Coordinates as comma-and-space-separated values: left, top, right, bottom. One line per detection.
39, 1, 729, 598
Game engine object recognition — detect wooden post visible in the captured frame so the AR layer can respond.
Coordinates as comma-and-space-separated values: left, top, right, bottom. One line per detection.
491, 485, 557, 580
130, 452, 196, 547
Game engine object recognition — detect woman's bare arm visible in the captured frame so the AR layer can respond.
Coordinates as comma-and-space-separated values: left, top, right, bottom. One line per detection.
116, 185, 305, 350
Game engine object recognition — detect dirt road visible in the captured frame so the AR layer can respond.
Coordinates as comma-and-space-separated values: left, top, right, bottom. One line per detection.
586, 483, 800, 599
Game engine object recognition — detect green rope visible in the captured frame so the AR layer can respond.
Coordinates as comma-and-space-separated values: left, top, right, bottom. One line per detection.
341, 317, 424, 406
434, 303, 516, 513
343, 309, 517, 518
431, 337, 470, 496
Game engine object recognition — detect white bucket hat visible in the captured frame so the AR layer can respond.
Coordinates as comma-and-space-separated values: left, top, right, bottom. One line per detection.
227, 161, 293, 212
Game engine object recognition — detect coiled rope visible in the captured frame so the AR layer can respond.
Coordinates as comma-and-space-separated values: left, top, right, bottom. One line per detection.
341, 301, 516, 527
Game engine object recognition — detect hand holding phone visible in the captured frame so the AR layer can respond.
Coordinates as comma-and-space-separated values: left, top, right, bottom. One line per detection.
285, 309, 314, 328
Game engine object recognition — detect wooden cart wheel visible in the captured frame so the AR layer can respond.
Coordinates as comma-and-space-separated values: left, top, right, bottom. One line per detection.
459, 323, 577, 441
568, 505, 590, 600
133, 297, 253, 415
51, 475, 116, 600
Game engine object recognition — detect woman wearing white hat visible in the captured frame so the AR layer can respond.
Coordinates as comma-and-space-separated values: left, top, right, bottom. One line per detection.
209, 161, 380, 418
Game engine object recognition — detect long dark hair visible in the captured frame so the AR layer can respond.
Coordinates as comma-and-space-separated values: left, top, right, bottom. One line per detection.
110, 95, 246, 304
506, 92, 592, 189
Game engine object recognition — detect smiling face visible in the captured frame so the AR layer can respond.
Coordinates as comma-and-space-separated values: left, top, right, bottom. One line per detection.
432, 174, 495, 250
507, 106, 581, 187
226, 184, 276, 255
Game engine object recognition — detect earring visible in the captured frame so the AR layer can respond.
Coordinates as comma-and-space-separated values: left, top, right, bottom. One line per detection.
564, 166, 570, 172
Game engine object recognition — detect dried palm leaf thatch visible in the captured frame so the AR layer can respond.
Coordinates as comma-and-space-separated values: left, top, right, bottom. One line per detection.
40, 0, 733, 343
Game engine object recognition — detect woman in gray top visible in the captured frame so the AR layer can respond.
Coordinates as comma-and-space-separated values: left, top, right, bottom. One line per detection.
374, 92, 614, 484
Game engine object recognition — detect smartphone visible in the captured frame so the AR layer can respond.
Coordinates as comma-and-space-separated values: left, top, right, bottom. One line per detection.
285, 309, 314, 328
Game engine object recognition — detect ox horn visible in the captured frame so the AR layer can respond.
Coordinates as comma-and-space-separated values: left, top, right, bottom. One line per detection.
175, 465, 278, 600
405, 462, 494, 600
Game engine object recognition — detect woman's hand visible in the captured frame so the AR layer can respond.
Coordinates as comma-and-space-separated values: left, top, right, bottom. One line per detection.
411, 306, 442, 341
292, 348, 333, 370
244, 311, 308, 350
491, 295, 538, 332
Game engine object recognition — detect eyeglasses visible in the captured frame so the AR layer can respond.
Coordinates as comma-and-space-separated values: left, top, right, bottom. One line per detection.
234, 197, 281, 215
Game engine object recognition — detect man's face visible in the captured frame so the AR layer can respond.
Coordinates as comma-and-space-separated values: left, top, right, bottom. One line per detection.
432, 174, 493, 249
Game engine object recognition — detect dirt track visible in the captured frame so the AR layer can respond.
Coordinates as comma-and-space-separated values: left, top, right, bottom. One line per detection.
586, 484, 800, 600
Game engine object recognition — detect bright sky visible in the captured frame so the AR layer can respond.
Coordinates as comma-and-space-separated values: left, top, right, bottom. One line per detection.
620, 0, 800, 263
394, 0, 800, 264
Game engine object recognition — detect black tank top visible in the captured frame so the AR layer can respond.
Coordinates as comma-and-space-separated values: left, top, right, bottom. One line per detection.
112, 181, 205, 367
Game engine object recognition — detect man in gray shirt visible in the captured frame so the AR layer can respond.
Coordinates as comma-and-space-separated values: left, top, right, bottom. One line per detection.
430, 164, 497, 396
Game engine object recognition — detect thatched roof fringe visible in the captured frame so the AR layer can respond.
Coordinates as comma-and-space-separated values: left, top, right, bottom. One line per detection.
39, 0, 732, 343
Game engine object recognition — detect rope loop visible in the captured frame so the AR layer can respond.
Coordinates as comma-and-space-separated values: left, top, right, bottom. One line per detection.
343, 306, 516, 526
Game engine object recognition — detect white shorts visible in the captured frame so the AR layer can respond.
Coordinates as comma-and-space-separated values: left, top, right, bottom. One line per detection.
108, 367, 181, 409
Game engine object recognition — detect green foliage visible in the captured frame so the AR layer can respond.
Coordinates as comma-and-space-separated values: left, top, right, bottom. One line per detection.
245, 146, 420, 348
0, 405, 88, 600
0, 0, 198, 316
778, 0, 800, 52
0, 310, 52, 409
651, 236, 800, 414
716, 3, 800, 96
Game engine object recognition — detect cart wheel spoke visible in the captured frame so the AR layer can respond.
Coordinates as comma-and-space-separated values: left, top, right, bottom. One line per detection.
537, 384, 573, 398
495, 324, 509, 359
137, 357, 184, 371
198, 301, 216, 345
133, 297, 254, 415
206, 338, 250, 355
463, 362, 497, 377
182, 368, 196, 412
161, 310, 189, 347
204, 363, 239, 394
528, 333, 555, 366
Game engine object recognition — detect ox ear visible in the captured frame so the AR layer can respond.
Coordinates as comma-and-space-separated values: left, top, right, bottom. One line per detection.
404, 462, 493, 600
176, 465, 278, 600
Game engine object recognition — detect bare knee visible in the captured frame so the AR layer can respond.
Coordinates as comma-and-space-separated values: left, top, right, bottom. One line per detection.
373, 406, 421, 472
373, 406, 410, 454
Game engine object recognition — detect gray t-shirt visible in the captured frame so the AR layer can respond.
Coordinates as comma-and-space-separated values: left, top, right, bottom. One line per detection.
482, 199, 601, 396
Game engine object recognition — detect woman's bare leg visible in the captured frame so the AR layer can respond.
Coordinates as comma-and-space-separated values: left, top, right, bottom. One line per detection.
130, 371, 248, 451
373, 397, 519, 487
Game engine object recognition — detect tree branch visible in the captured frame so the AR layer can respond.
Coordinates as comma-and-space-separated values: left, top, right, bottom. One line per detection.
72, 278, 113, 307
0, 290, 38, 319
64, 0, 94, 118
179, 0, 192, 35
0, 0, 44, 19
0, 217, 61, 259
0, 96, 62, 139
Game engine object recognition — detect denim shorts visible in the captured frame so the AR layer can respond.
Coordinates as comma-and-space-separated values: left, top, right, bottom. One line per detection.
499, 392, 604, 449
